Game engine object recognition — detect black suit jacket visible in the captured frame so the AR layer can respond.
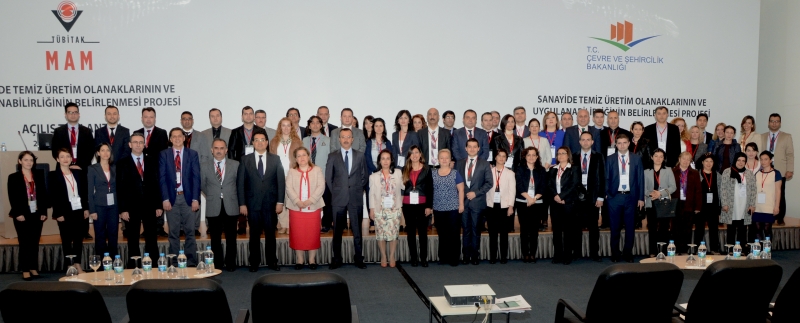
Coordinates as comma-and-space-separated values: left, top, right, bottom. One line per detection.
51, 124, 94, 170
95, 125, 131, 163
237, 152, 285, 212
416, 127, 451, 165
547, 164, 582, 204
7, 170, 49, 217
514, 165, 547, 201
135, 127, 169, 158
228, 125, 265, 161
644, 123, 681, 167
401, 165, 434, 209
116, 154, 162, 213
563, 125, 600, 157
573, 151, 606, 202
598, 127, 633, 159
48, 168, 88, 217
325, 149, 368, 207
490, 133, 524, 168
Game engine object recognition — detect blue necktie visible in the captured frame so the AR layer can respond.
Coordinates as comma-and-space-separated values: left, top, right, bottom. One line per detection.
345, 151, 350, 174
257, 155, 264, 179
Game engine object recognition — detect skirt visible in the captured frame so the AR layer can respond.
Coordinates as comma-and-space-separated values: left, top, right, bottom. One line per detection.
752, 212, 775, 224
289, 209, 321, 250
375, 208, 402, 241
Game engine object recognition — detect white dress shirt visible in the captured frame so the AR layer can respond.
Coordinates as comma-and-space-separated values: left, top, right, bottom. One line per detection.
617, 152, 630, 191
341, 147, 353, 173
254, 151, 268, 176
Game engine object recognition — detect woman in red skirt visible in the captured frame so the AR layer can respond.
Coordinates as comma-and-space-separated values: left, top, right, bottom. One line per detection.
285, 147, 326, 270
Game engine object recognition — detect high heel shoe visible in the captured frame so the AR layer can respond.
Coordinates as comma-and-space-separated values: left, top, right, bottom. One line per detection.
29, 270, 40, 278
22, 272, 32, 281
389, 259, 396, 268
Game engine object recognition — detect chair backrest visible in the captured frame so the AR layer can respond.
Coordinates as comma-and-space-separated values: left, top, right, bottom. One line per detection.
126, 279, 233, 323
771, 266, 800, 323
251, 272, 352, 323
685, 259, 782, 323
584, 263, 683, 322
0, 281, 112, 323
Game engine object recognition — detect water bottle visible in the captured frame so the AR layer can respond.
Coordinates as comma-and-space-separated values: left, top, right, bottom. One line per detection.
102, 252, 113, 281
697, 241, 707, 266
204, 246, 214, 273
1, 143, 7, 152
113, 255, 124, 284
177, 250, 188, 279
157, 253, 167, 278
762, 237, 772, 259
733, 241, 742, 258
752, 239, 761, 258
667, 240, 676, 262
142, 253, 152, 278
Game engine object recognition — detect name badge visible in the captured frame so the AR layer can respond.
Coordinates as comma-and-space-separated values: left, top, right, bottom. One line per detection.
757, 192, 767, 204
606, 147, 615, 156
527, 188, 535, 197
581, 173, 588, 186
29, 200, 37, 213
70, 196, 82, 210
382, 195, 394, 209
620, 173, 629, 191
409, 191, 419, 205
690, 162, 696, 169
738, 184, 747, 197
396, 155, 406, 167
175, 172, 181, 185
706, 193, 713, 203
504, 157, 514, 169
245, 145, 255, 155
487, 151, 493, 162
493, 192, 501, 203
107, 193, 115, 206
550, 145, 556, 159
657, 141, 666, 151
680, 189, 686, 200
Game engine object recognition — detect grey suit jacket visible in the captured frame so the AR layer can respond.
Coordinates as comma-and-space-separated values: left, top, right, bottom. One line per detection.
330, 127, 366, 153
237, 152, 285, 212
195, 126, 232, 163
201, 158, 240, 217
456, 157, 493, 210
264, 127, 277, 142
87, 163, 117, 213
303, 134, 331, 174
325, 148, 367, 207
643, 167, 677, 208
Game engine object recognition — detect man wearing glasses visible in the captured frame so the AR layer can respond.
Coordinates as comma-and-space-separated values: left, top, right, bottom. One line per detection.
286, 107, 306, 139
762, 114, 794, 225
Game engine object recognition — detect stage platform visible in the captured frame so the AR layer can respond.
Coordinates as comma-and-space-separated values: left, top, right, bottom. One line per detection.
1, 218, 799, 273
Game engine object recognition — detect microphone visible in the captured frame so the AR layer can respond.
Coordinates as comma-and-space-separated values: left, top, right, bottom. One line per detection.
17, 131, 29, 151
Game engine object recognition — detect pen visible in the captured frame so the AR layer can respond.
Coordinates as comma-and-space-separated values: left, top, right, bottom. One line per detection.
504, 301, 509, 307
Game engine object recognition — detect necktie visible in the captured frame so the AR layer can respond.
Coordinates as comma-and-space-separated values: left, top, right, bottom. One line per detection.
430, 131, 438, 165
468, 158, 474, 182
771, 134, 776, 152
109, 128, 115, 145
184, 132, 192, 148
146, 129, 152, 147
468, 129, 473, 139
175, 151, 181, 188
311, 137, 317, 163
621, 155, 627, 174
581, 127, 586, 134
213, 127, 220, 139
582, 153, 588, 174
136, 157, 143, 178
216, 162, 223, 184
345, 151, 350, 174
487, 130, 492, 142
257, 155, 264, 179
70, 127, 77, 146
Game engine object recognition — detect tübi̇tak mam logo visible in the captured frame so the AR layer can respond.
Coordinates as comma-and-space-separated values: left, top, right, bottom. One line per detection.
586, 21, 664, 71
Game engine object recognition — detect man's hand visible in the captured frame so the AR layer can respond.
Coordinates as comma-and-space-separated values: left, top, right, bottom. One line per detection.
120, 212, 130, 221
156, 209, 163, 217
786, 171, 793, 181
637, 200, 645, 210
554, 195, 563, 204
276, 204, 284, 214
56, 216, 65, 222
15, 215, 24, 222
90, 213, 98, 220
40, 215, 46, 221
191, 200, 200, 212
240, 206, 248, 216
83, 210, 89, 219
466, 192, 476, 200
595, 200, 603, 208
506, 208, 514, 216
424, 208, 432, 216
163, 200, 172, 211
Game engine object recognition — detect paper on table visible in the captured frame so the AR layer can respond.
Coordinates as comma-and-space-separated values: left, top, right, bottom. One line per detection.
492, 295, 531, 313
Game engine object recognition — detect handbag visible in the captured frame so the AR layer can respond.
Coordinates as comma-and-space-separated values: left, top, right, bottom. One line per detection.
653, 196, 678, 218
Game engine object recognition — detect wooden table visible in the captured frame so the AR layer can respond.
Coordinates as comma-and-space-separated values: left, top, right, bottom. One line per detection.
58, 268, 221, 286
639, 255, 750, 270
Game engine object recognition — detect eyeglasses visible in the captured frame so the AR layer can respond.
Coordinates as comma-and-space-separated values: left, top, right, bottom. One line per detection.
66, 111, 79, 115
181, 118, 193, 121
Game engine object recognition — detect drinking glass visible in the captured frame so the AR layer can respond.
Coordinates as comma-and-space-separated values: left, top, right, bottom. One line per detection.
196, 252, 207, 276
724, 244, 734, 260
65, 255, 79, 280
167, 254, 177, 279
656, 242, 667, 262
746, 243, 755, 259
686, 244, 697, 266
88, 255, 102, 282
130, 256, 143, 282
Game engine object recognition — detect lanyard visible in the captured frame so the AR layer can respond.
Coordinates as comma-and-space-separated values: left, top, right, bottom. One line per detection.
282, 141, 290, 156
633, 138, 639, 153
103, 166, 112, 192
689, 143, 697, 160
64, 173, 77, 196
618, 154, 628, 172
529, 170, 535, 187
507, 134, 514, 151
557, 165, 567, 181
529, 135, 539, 149
24, 172, 36, 200
702, 171, 713, 190
299, 167, 311, 202
657, 124, 667, 142
495, 167, 504, 190
739, 171, 745, 183
759, 169, 771, 190
545, 131, 556, 145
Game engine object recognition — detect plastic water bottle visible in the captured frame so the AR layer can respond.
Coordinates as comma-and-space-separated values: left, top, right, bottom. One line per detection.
157, 253, 167, 278
113, 255, 124, 284
177, 250, 188, 279
1, 143, 7, 152
102, 252, 113, 281
142, 253, 152, 279
697, 241, 707, 266
733, 241, 742, 258
752, 239, 761, 258
762, 237, 772, 259
667, 240, 676, 262
204, 246, 214, 273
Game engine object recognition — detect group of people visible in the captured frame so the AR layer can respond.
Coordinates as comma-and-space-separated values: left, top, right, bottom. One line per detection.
8, 103, 793, 280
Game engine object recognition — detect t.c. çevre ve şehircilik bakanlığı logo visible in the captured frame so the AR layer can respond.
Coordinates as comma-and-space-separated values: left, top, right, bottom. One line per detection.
591, 21, 659, 52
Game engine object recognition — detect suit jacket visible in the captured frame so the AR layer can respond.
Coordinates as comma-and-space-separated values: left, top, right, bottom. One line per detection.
452, 127, 490, 161
391, 131, 421, 167
456, 157, 493, 210
670, 167, 703, 213
547, 163, 582, 204
285, 166, 326, 212
690, 143, 709, 167
7, 170, 49, 217
303, 135, 331, 174
200, 158, 240, 217
322, 123, 338, 137
401, 165, 435, 209
563, 125, 600, 157
643, 167, 677, 208
136, 126, 169, 158
86, 163, 117, 214
368, 171, 405, 213
194, 126, 232, 163
712, 140, 742, 172
598, 127, 633, 158
159, 147, 201, 206
704, 131, 714, 145
365, 138, 394, 174
325, 149, 368, 207
264, 127, 277, 142
605, 152, 645, 201
572, 151, 606, 202
417, 127, 452, 166
227, 125, 265, 161
116, 153, 162, 213
237, 152, 286, 212
51, 124, 95, 169
330, 127, 367, 153
761, 131, 794, 173
514, 124, 531, 138
95, 125, 131, 163
631, 137, 653, 170
490, 133, 524, 168
644, 123, 682, 167
514, 165, 547, 201
485, 165, 516, 209
48, 168, 88, 217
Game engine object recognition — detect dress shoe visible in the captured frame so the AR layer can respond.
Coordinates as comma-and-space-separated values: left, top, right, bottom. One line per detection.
329, 262, 341, 270
157, 229, 169, 237
84, 233, 93, 240
530, 258, 537, 264
356, 262, 367, 269
268, 264, 281, 271
320, 227, 330, 233
420, 261, 429, 267
294, 264, 304, 270
471, 260, 479, 265
410, 261, 419, 267
563, 259, 572, 265
499, 259, 508, 264
489, 259, 497, 264
461, 259, 469, 265
777, 219, 786, 226
309, 263, 318, 270
249, 266, 258, 272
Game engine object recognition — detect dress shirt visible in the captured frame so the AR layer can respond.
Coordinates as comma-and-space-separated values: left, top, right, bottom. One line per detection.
132, 153, 144, 172
617, 152, 630, 191
656, 123, 669, 150
427, 127, 439, 165
768, 131, 780, 153
213, 158, 226, 183
515, 124, 526, 137
254, 151, 268, 176
464, 155, 478, 186
341, 147, 353, 173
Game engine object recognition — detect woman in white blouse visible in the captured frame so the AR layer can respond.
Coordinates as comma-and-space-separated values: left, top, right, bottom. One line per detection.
523, 118, 551, 169
270, 117, 303, 234
369, 150, 404, 267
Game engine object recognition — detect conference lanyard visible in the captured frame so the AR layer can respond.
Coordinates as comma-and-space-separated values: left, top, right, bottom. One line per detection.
299, 168, 311, 205
760, 169, 771, 191
545, 132, 556, 146
495, 167, 504, 191
529, 135, 539, 149
657, 125, 667, 142
64, 173, 77, 197
24, 172, 36, 201
507, 135, 514, 151
103, 168, 112, 192
383, 171, 392, 194
702, 171, 713, 191
557, 165, 567, 181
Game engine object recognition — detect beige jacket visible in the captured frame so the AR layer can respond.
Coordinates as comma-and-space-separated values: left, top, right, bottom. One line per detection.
486, 166, 516, 209
284, 166, 326, 211
761, 131, 794, 174
368, 171, 405, 213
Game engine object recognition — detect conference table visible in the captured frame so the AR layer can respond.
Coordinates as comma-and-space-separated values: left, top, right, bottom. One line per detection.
59, 268, 221, 286
639, 255, 751, 270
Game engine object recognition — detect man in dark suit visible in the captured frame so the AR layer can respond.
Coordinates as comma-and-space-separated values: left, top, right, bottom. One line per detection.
442, 110, 456, 138
605, 134, 645, 262
94, 105, 131, 164
228, 106, 264, 234
237, 129, 285, 272
595, 110, 631, 229
452, 110, 489, 161
116, 132, 162, 267
418, 108, 452, 167
457, 138, 493, 265
325, 128, 368, 269
135, 107, 170, 237
513, 106, 531, 138
563, 109, 600, 156
644, 106, 681, 167
180, 111, 197, 150
201, 138, 240, 271
696, 113, 713, 144
317, 106, 338, 137
573, 132, 605, 261
480, 112, 499, 163
159, 128, 201, 266
286, 107, 306, 139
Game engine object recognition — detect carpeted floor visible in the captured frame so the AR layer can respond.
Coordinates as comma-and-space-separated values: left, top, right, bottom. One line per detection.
1, 251, 799, 323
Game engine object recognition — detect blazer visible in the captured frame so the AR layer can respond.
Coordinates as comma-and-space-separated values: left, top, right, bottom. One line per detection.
136, 126, 169, 158
740, 132, 762, 151
94, 125, 131, 163
670, 167, 703, 213
158, 147, 201, 206
264, 127, 277, 142
719, 168, 757, 225
7, 170, 49, 217
325, 148, 368, 207
703, 131, 714, 145
490, 133, 524, 168
643, 167, 677, 208
455, 157, 493, 210
417, 127, 452, 166
401, 165, 435, 209
227, 125, 265, 161
514, 165, 547, 201
761, 132, 794, 173
644, 123, 682, 167
605, 152, 645, 201
523, 136, 553, 167
285, 166, 326, 212
513, 124, 531, 138
194, 126, 232, 162
303, 134, 331, 174
713, 140, 742, 172
484, 129, 499, 160
368, 170, 405, 213
690, 142, 709, 167
452, 127, 490, 161
330, 127, 367, 153
116, 153, 162, 213
598, 127, 633, 158
86, 163, 117, 213
48, 168, 88, 217
547, 163, 582, 204
563, 125, 600, 157
237, 152, 286, 212
391, 131, 421, 168
321, 123, 338, 137
485, 165, 516, 209
365, 138, 394, 174
631, 136, 653, 170
200, 158, 240, 217
572, 151, 606, 202
51, 124, 95, 169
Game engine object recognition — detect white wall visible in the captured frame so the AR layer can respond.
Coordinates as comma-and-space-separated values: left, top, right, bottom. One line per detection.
757, 0, 800, 218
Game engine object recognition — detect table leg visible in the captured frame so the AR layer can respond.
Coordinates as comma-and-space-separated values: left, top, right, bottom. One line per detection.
429, 302, 432, 323
506, 313, 511, 323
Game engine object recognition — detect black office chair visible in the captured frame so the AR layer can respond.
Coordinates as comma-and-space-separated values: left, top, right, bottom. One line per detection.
124, 279, 248, 323
769, 266, 800, 323
555, 263, 683, 322
0, 281, 112, 323
252, 272, 358, 323
675, 259, 782, 322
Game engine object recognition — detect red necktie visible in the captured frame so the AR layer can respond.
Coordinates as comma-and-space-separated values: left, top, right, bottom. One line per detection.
146, 129, 152, 148
136, 157, 144, 179
175, 151, 181, 188
70, 127, 77, 163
